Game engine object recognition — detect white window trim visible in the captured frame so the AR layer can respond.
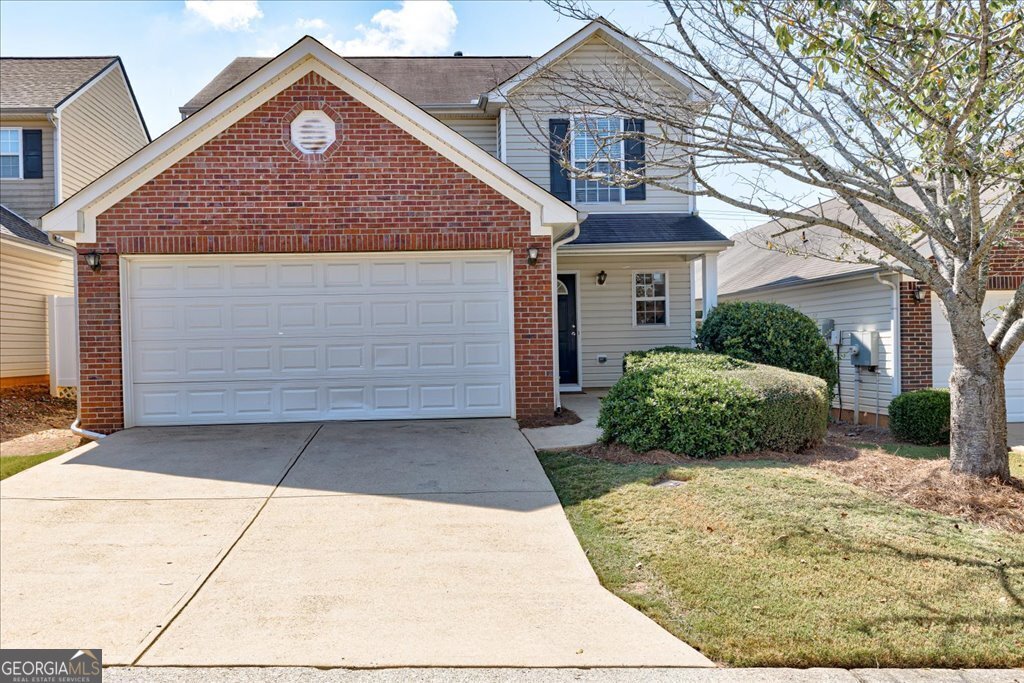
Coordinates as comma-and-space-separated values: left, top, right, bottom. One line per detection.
632, 270, 670, 327
569, 114, 625, 205
0, 127, 24, 180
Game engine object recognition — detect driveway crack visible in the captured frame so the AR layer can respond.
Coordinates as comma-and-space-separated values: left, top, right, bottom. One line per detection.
128, 423, 323, 665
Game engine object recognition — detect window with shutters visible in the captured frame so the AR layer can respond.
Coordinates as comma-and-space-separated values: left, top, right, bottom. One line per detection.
0, 128, 22, 179
571, 116, 623, 204
290, 110, 336, 154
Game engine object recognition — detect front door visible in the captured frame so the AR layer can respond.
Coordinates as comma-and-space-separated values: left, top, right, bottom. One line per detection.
557, 274, 579, 386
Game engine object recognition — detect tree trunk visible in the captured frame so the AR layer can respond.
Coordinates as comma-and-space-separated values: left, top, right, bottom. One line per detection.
947, 306, 1010, 481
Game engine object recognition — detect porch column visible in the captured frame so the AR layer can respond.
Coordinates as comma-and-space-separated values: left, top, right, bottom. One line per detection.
702, 252, 719, 315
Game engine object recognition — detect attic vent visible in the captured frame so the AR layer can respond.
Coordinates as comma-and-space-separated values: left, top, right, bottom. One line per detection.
290, 110, 336, 154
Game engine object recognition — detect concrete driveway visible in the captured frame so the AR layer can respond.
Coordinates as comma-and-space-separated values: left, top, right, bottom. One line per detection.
0, 420, 710, 668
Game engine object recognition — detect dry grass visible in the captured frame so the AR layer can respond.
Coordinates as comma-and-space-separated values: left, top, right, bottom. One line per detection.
560, 427, 1024, 533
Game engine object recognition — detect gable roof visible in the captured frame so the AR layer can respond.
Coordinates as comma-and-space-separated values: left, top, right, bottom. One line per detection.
1, 204, 52, 247
42, 36, 577, 242
0, 57, 116, 110
181, 55, 534, 116
485, 19, 714, 104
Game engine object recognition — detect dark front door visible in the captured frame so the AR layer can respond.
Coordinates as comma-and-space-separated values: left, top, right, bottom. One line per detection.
557, 274, 579, 385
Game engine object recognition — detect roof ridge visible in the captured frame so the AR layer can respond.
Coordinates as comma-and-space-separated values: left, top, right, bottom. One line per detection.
0, 55, 118, 60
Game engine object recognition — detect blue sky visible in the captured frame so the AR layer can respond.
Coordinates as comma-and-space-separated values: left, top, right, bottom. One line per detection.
0, 0, 764, 233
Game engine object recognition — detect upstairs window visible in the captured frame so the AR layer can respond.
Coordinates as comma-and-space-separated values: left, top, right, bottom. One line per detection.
571, 116, 623, 204
634, 272, 668, 326
0, 128, 21, 179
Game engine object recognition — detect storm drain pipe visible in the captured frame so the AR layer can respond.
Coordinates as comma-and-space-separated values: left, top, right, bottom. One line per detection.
550, 215, 585, 411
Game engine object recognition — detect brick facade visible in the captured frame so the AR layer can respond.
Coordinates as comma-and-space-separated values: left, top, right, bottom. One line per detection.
899, 221, 1024, 392
77, 73, 554, 433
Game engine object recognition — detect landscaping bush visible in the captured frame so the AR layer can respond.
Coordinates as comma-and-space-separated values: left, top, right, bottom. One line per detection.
888, 388, 951, 445
600, 348, 829, 457
697, 301, 839, 401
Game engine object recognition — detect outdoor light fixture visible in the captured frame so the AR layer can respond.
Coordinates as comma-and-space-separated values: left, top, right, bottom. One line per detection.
596, 270, 608, 286
526, 246, 539, 266
913, 284, 926, 302
84, 251, 102, 271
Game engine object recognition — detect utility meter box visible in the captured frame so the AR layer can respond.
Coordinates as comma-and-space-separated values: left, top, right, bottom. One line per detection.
849, 330, 879, 368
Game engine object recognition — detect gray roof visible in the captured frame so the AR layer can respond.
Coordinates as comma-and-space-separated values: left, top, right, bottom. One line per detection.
0, 204, 51, 247
717, 196, 903, 296
0, 57, 117, 110
572, 213, 729, 246
180, 55, 534, 115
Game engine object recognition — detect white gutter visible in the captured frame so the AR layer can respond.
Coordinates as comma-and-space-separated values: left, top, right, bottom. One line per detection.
47, 232, 104, 441
874, 272, 901, 398
550, 215, 585, 410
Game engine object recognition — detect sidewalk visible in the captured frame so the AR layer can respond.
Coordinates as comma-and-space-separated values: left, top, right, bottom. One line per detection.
522, 391, 604, 450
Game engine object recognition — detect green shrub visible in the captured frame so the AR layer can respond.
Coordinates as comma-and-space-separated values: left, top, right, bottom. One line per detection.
697, 301, 839, 401
599, 349, 829, 457
888, 389, 950, 445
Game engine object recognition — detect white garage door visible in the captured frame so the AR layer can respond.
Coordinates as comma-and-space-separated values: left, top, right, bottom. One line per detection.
932, 291, 1024, 421
124, 253, 513, 426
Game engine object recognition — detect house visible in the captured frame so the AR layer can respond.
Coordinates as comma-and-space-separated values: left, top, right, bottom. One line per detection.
41, 23, 731, 432
0, 56, 149, 389
705, 199, 1023, 432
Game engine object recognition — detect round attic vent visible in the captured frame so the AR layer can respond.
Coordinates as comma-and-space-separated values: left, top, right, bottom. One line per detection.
290, 110, 336, 154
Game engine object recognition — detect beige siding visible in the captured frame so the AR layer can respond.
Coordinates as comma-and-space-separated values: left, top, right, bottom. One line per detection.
0, 118, 55, 224
504, 35, 692, 215
721, 275, 897, 416
59, 65, 148, 199
0, 237, 73, 378
560, 253, 693, 387
438, 116, 497, 157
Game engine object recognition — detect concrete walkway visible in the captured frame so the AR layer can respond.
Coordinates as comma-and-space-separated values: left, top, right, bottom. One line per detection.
522, 392, 604, 450
0, 419, 709, 668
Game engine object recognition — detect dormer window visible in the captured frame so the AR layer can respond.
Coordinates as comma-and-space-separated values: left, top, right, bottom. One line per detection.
571, 115, 623, 204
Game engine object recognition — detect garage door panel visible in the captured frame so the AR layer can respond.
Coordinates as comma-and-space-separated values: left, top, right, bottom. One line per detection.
128, 256, 508, 299
126, 253, 513, 426
131, 376, 512, 425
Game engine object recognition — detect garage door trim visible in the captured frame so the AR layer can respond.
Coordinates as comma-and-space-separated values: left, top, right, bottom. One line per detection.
119, 251, 517, 427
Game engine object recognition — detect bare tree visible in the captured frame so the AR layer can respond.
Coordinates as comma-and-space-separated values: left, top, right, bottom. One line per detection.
506, 0, 1024, 480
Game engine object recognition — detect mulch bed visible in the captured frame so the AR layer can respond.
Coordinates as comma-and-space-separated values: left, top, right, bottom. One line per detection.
518, 406, 582, 429
563, 427, 1024, 534
0, 385, 77, 442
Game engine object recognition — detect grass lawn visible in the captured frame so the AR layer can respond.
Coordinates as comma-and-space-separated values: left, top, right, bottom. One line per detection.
0, 451, 66, 480
540, 450, 1024, 668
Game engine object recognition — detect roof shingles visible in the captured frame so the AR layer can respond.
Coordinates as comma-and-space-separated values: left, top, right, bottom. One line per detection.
0, 204, 52, 246
0, 57, 116, 110
571, 213, 730, 246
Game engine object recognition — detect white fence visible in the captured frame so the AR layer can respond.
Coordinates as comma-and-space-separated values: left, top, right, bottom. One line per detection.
47, 295, 78, 396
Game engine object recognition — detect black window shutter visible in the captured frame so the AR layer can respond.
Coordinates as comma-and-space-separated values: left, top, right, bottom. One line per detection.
548, 119, 571, 201
624, 118, 646, 201
22, 130, 43, 179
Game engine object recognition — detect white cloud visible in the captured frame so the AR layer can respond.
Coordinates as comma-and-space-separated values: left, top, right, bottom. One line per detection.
295, 18, 328, 31
184, 0, 263, 31
331, 1, 458, 56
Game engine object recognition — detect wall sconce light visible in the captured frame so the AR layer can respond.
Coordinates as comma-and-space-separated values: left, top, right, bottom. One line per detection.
912, 283, 926, 302
83, 251, 102, 271
526, 246, 539, 266
596, 270, 607, 286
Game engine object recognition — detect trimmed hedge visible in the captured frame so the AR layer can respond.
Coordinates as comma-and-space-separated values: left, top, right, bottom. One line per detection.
600, 348, 829, 457
888, 389, 950, 445
697, 301, 839, 401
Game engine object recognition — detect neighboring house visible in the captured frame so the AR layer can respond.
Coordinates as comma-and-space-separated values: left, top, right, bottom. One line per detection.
0, 56, 149, 388
702, 199, 1024, 429
42, 23, 731, 432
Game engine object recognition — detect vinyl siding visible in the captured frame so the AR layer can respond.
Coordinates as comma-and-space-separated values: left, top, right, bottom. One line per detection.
560, 253, 693, 387
0, 118, 55, 224
504, 34, 692, 215
438, 116, 498, 157
59, 65, 148, 199
0, 237, 73, 378
721, 274, 897, 416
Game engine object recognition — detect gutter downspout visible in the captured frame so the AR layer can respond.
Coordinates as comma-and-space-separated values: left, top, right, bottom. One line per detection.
47, 112, 61, 205
47, 232, 104, 441
551, 215, 585, 411
874, 272, 901, 401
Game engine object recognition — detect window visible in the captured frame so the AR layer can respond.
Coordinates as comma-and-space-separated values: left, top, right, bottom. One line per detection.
572, 116, 623, 204
0, 128, 21, 179
634, 272, 668, 326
